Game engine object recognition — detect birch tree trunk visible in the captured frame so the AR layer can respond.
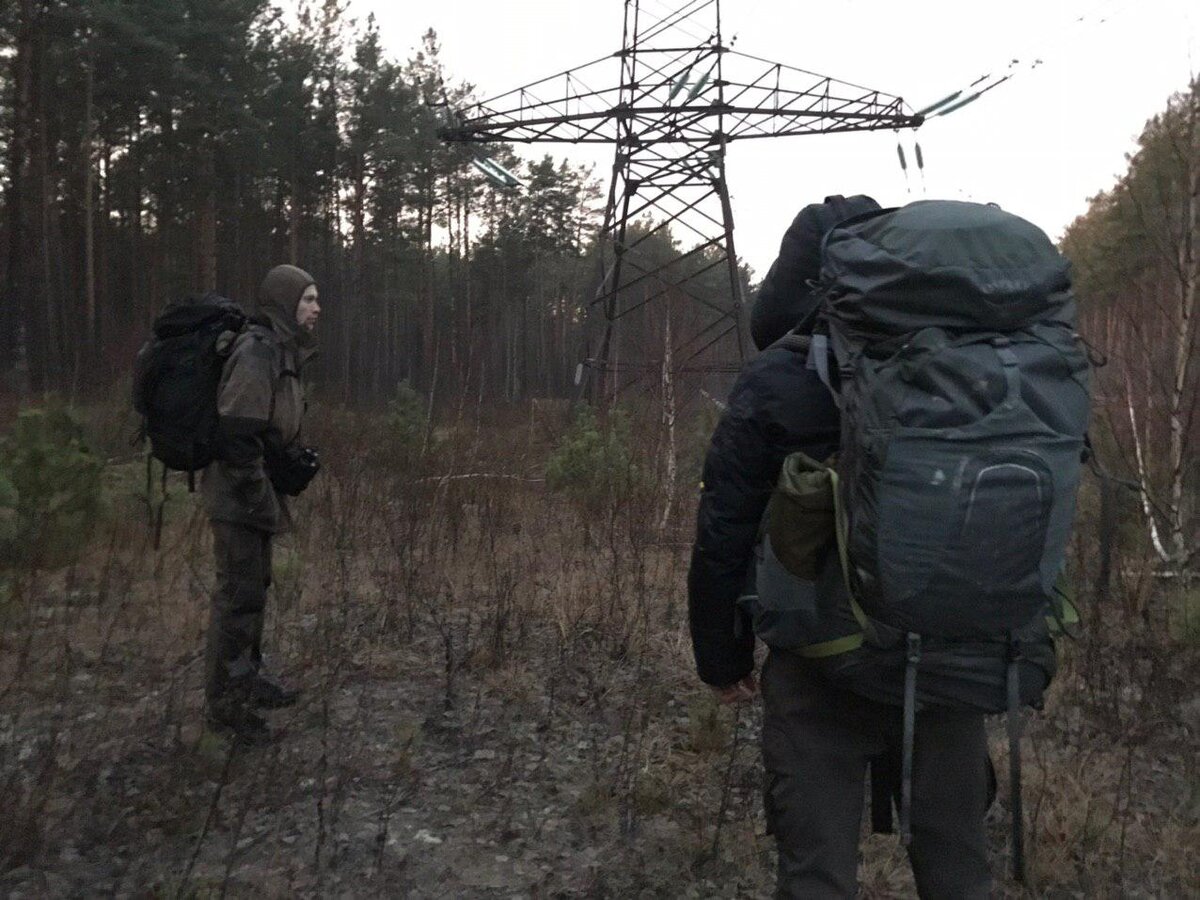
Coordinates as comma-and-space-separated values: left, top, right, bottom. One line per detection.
1168, 80, 1198, 567
1126, 368, 1171, 562
659, 307, 678, 532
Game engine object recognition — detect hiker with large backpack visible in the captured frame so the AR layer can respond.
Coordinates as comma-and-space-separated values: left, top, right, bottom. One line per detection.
135, 264, 323, 744
202, 264, 321, 743
688, 197, 1089, 897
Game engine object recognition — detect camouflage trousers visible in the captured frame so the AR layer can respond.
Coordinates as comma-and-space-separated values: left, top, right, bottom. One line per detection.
761, 650, 991, 900
206, 521, 272, 701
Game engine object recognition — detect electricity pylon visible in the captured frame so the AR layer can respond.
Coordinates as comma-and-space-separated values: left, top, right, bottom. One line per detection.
441, 0, 922, 399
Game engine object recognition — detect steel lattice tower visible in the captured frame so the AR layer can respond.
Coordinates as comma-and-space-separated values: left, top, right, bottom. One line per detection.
441, 0, 922, 399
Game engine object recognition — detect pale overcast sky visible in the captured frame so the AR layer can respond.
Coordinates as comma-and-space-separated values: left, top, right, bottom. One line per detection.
363, 0, 1197, 277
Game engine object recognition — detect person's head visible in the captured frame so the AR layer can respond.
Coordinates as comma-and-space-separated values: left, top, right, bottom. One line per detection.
258, 264, 318, 340
751, 194, 881, 350
295, 283, 320, 333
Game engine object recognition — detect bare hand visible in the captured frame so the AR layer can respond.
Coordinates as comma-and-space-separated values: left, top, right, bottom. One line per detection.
711, 674, 758, 705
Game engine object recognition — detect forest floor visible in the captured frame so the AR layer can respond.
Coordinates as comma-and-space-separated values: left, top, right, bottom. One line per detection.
0, 403, 1197, 898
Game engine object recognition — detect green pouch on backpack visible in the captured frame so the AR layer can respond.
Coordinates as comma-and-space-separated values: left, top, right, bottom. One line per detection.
764, 452, 837, 580
740, 452, 866, 657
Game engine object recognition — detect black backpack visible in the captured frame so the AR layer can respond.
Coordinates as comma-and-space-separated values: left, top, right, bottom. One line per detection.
132, 293, 251, 488
750, 201, 1090, 880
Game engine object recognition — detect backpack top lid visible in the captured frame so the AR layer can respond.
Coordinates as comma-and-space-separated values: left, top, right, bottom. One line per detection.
821, 200, 1074, 337
152, 292, 246, 339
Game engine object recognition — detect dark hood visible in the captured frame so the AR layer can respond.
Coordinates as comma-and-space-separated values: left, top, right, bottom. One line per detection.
751, 194, 881, 349
255, 264, 317, 358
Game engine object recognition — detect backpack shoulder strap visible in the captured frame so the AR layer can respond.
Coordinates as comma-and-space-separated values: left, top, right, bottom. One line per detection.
768, 332, 811, 355
765, 329, 841, 402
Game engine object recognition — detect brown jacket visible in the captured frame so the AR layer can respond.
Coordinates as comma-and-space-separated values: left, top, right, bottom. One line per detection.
202, 266, 317, 533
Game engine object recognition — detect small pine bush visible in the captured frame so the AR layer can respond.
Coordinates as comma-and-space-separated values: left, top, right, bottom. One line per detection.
384, 381, 428, 458
545, 406, 643, 512
0, 402, 105, 567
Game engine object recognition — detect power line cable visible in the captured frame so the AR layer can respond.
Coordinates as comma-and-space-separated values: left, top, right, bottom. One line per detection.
641, 0, 714, 46
639, 0, 716, 47
914, 0, 1133, 120
893, 1, 1133, 200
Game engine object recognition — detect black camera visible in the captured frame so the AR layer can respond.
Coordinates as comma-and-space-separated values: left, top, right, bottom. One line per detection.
266, 445, 321, 496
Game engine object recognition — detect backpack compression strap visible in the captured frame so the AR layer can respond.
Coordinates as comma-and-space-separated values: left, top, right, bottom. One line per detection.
900, 633, 921, 847
1007, 639, 1028, 883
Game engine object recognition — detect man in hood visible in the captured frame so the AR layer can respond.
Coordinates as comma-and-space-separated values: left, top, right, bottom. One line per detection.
690, 195, 879, 693
688, 197, 993, 898
201, 264, 321, 744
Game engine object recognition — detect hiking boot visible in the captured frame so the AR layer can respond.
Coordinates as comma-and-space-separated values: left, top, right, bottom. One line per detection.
206, 699, 273, 746
247, 673, 300, 709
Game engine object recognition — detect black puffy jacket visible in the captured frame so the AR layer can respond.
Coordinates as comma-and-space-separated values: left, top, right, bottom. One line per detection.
690, 195, 1063, 703
687, 194, 878, 687
687, 344, 839, 686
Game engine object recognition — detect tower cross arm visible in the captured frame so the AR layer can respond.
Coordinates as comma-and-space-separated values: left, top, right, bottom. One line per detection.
439, 53, 628, 145
440, 48, 921, 146
714, 51, 921, 140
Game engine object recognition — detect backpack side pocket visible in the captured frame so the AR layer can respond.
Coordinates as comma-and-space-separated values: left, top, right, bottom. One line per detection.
766, 452, 836, 580
743, 453, 863, 656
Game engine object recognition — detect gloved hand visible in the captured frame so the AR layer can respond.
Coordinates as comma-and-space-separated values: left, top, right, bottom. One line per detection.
265, 445, 321, 496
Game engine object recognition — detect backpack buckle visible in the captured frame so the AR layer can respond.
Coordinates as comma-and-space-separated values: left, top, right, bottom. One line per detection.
906, 632, 922, 664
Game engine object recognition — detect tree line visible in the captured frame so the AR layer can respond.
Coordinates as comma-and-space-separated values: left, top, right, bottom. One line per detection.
0, 0, 625, 404
1, 0, 1196, 567
1061, 79, 1198, 578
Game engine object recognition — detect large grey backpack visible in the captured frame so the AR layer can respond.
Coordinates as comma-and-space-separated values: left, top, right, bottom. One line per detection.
800, 200, 1089, 879
816, 201, 1089, 638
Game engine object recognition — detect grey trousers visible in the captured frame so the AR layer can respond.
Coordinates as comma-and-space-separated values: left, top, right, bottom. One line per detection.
206, 521, 272, 701
761, 650, 991, 900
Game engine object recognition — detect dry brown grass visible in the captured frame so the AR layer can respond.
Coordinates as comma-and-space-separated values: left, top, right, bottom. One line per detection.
0, 399, 1195, 897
